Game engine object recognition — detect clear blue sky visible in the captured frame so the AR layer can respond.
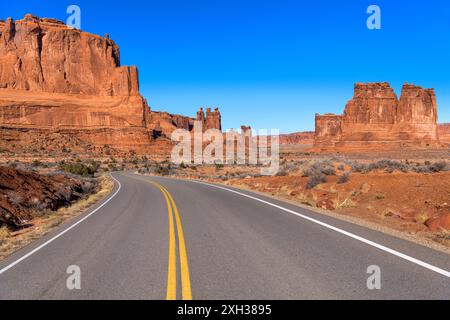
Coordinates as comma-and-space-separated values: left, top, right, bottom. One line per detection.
2, 0, 449, 133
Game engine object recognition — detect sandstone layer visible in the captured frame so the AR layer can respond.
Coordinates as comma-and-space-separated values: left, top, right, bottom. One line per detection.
278, 132, 315, 145
438, 123, 450, 145
314, 83, 442, 150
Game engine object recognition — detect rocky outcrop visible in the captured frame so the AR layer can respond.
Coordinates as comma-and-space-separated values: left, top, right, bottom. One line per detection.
0, 14, 138, 96
205, 108, 222, 131
0, 14, 154, 153
146, 107, 222, 138
279, 132, 315, 145
438, 123, 450, 145
314, 83, 441, 150
195, 107, 221, 131
0, 166, 93, 229
314, 114, 343, 147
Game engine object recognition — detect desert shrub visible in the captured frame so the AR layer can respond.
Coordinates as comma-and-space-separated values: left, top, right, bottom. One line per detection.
303, 160, 336, 177
347, 161, 368, 173
348, 160, 412, 173
337, 164, 345, 171
306, 171, 327, 189
32, 160, 45, 167
428, 161, 448, 172
155, 165, 170, 176
81, 180, 97, 194
179, 162, 187, 169
275, 169, 288, 177
59, 161, 99, 177
337, 172, 350, 184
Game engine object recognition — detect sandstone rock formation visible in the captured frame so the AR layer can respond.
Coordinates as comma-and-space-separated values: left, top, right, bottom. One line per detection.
0, 14, 139, 96
205, 108, 222, 131
196, 107, 221, 131
0, 15, 153, 153
314, 83, 441, 150
438, 123, 450, 145
0, 14, 222, 154
147, 107, 222, 138
279, 132, 314, 145
0, 166, 92, 228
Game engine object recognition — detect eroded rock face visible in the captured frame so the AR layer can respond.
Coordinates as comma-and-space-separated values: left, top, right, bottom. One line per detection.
438, 123, 450, 145
0, 15, 153, 153
146, 107, 222, 138
0, 15, 138, 96
0, 166, 91, 228
315, 83, 441, 150
205, 108, 222, 131
279, 132, 314, 145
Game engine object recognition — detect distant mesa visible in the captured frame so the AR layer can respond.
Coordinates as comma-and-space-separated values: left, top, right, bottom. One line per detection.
0, 15, 221, 154
314, 82, 444, 150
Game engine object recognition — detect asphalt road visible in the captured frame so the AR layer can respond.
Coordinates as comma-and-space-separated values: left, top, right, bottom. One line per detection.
0, 172, 449, 299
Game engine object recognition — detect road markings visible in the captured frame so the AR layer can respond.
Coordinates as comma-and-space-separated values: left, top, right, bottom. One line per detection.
128, 174, 193, 300
157, 182, 177, 300
191, 180, 450, 278
0, 174, 122, 276
164, 188, 193, 300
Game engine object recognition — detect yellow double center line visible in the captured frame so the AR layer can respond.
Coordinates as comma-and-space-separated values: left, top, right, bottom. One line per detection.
126, 174, 192, 300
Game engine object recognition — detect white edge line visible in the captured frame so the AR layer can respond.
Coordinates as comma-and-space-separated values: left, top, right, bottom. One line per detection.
0, 174, 122, 275
189, 179, 450, 278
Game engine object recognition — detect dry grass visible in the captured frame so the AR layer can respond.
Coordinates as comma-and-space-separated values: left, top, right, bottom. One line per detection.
432, 232, 450, 247
0, 174, 114, 261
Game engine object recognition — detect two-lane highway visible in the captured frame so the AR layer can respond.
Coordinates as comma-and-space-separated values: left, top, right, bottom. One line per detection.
0, 172, 449, 299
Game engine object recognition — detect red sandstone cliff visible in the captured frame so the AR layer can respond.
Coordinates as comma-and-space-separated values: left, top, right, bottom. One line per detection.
0, 14, 152, 153
279, 132, 314, 145
438, 123, 450, 145
315, 83, 441, 150
0, 15, 139, 96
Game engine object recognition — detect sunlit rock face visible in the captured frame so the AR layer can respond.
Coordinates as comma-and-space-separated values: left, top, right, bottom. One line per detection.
0, 14, 154, 153
314, 82, 441, 150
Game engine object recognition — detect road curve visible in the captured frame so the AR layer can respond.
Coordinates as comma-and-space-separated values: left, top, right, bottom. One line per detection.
0, 172, 449, 299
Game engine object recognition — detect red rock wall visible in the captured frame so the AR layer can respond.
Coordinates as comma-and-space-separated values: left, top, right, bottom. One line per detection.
438, 123, 450, 145
205, 108, 222, 131
194, 107, 222, 131
279, 132, 314, 145
315, 114, 342, 147
0, 15, 153, 153
0, 15, 139, 96
314, 83, 441, 149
